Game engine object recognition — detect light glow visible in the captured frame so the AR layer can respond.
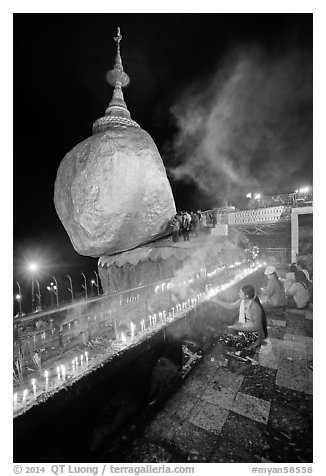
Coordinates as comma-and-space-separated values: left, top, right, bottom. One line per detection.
23, 389, 28, 403
31, 378, 36, 398
130, 322, 136, 338
60, 365, 66, 381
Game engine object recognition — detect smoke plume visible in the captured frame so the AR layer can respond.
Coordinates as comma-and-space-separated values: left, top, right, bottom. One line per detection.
166, 45, 312, 207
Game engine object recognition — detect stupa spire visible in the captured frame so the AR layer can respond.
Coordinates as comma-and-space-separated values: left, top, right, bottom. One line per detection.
93, 27, 139, 134
106, 27, 130, 89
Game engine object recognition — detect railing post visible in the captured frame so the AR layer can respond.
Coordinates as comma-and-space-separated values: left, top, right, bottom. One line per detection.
291, 209, 299, 263
87, 316, 92, 342
13, 322, 19, 341
58, 325, 64, 349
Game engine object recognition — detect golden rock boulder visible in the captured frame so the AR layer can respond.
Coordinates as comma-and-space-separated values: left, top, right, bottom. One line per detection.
54, 126, 176, 257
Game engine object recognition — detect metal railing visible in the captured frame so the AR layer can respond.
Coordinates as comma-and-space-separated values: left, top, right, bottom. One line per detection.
203, 191, 313, 221
13, 255, 255, 365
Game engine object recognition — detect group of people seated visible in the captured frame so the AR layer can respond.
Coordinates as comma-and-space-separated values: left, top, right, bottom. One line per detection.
262, 262, 311, 310
212, 262, 312, 351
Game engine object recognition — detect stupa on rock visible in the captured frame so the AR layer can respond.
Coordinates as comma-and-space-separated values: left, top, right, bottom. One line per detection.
54, 28, 176, 258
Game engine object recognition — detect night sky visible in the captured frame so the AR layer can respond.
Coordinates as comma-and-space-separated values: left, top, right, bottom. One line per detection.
13, 13, 312, 301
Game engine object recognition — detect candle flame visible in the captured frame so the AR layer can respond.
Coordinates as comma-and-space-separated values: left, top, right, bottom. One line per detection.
130, 322, 136, 338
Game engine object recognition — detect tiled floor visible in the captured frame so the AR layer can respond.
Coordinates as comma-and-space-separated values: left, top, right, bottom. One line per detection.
104, 307, 313, 463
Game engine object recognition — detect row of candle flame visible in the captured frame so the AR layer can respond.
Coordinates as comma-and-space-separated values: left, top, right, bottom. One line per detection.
154, 260, 247, 294
119, 261, 264, 344
26, 261, 247, 343
14, 260, 264, 412
13, 351, 89, 411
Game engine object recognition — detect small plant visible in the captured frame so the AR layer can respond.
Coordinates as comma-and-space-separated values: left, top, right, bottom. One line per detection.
32, 351, 43, 377
13, 350, 24, 387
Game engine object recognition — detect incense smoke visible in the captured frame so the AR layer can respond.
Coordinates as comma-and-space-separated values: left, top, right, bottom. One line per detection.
166, 45, 312, 208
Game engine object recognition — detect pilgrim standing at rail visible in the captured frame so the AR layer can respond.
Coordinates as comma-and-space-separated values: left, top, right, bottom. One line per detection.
176, 212, 183, 237
181, 212, 191, 242
170, 215, 180, 242
190, 211, 199, 237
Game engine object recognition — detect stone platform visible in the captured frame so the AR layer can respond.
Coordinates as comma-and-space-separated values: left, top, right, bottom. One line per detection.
99, 306, 313, 463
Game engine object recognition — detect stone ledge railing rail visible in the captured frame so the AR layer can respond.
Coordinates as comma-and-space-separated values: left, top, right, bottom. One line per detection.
13, 257, 257, 371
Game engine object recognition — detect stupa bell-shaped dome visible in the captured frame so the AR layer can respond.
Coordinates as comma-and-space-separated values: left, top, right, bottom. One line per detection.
54, 28, 176, 257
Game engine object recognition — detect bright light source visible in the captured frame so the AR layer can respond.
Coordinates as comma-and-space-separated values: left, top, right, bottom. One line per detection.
50, 282, 54, 286
15, 294, 21, 300
91, 280, 95, 284
254, 193, 261, 200
295, 189, 299, 193
246, 193, 252, 198
299, 187, 309, 194
46, 286, 51, 291
29, 263, 37, 271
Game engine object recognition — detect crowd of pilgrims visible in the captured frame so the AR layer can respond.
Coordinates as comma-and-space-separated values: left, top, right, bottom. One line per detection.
169, 209, 220, 242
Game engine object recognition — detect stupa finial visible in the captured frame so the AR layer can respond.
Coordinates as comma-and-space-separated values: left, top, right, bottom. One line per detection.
114, 27, 122, 47
107, 26, 130, 87
92, 27, 139, 134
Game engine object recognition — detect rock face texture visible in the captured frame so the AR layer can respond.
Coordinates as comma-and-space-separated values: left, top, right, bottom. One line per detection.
54, 127, 176, 257
54, 28, 176, 257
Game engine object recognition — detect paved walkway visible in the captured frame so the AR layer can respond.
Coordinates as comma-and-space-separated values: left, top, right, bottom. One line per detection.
99, 306, 313, 463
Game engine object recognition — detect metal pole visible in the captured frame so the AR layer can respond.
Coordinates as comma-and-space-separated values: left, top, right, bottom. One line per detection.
52, 276, 59, 306
31, 277, 35, 313
16, 281, 22, 316
47, 284, 54, 306
291, 210, 299, 263
35, 280, 42, 310
17, 296, 22, 316
82, 273, 88, 299
67, 274, 74, 302
94, 270, 100, 295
